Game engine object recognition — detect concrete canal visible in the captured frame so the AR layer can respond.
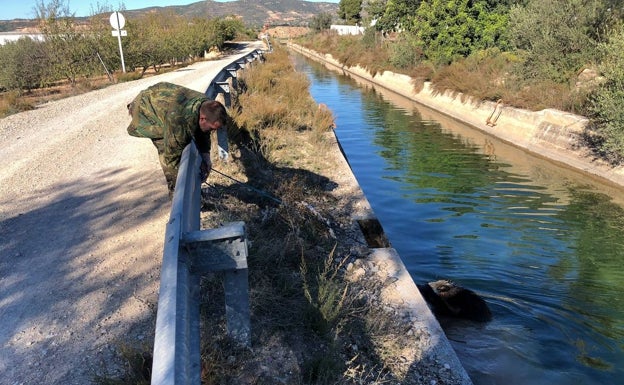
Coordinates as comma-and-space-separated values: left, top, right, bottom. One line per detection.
291, 53, 624, 385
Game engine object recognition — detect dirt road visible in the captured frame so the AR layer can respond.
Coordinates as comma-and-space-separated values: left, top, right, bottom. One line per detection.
0, 42, 263, 384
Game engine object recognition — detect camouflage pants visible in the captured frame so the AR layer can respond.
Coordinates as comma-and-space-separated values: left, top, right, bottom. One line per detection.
150, 138, 178, 194
127, 101, 178, 194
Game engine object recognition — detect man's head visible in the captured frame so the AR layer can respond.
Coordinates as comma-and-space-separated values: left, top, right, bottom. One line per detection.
199, 100, 227, 132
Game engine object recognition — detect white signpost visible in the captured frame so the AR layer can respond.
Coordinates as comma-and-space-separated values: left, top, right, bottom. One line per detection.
110, 12, 127, 73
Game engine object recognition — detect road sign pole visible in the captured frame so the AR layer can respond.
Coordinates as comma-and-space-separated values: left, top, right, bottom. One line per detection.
110, 12, 127, 73
116, 30, 125, 73
115, 12, 126, 73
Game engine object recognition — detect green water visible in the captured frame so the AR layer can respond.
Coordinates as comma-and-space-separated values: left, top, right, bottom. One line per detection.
295, 55, 624, 385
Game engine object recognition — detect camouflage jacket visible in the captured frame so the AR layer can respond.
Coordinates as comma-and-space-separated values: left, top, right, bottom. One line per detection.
127, 82, 211, 170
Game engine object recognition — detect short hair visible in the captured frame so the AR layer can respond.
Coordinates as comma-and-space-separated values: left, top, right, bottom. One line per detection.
200, 100, 227, 125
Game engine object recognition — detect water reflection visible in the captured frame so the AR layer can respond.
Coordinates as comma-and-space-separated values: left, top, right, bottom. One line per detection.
292, 54, 624, 385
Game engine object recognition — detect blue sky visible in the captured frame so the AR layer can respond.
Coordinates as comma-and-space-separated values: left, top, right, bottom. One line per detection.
1, 0, 338, 20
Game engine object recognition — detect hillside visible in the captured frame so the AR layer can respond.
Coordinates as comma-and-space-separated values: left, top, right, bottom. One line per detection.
0, 0, 338, 31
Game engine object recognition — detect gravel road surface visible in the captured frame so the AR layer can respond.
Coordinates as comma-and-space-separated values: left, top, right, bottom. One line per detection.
0, 42, 263, 385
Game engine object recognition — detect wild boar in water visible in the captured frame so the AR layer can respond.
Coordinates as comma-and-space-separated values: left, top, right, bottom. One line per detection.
417, 280, 492, 322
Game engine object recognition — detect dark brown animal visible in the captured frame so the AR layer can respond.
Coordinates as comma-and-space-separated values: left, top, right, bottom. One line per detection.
417, 280, 492, 322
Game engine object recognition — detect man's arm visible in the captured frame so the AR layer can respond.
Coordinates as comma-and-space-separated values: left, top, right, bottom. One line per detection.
200, 152, 211, 182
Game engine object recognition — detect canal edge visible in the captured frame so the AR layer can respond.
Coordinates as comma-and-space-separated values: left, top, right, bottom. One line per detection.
324, 127, 474, 384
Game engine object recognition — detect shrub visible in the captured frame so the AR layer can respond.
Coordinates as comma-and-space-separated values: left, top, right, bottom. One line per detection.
0, 37, 50, 91
388, 33, 423, 70
0, 90, 35, 118
301, 246, 349, 337
585, 25, 624, 164
432, 49, 512, 98
508, 0, 603, 84
116, 71, 144, 83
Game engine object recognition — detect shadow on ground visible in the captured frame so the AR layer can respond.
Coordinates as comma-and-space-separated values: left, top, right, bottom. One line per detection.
0, 167, 168, 384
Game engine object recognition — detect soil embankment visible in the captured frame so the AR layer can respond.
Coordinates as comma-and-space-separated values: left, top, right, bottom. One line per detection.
288, 43, 624, 190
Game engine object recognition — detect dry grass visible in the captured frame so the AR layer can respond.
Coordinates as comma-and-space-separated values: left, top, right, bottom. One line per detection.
298, 32, 587, 113
300, 31, 395, 78
0, 76, 119, 118
429, 48, 515, 102
0, 90, 35, 116
92, 343, 152, 385
194, 44, 415, 385
430, 49, 589, 112
230, 47, 334, 164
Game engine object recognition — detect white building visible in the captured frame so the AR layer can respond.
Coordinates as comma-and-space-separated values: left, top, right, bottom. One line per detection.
330, 25, 365, 36
0, 33, 44, 45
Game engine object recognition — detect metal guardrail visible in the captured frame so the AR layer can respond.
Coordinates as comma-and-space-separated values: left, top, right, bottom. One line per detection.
150, 48, 265, 385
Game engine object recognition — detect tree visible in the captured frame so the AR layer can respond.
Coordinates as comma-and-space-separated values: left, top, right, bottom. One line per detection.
338, 0, 363, 25
412, 0, 509, 65
84, 3, 120, 80
508, 0, 608, 83
35, 0, 103, 85
310, 12, 333, 32
217, 18, 245, 46
373, 0, 421, 32
124, 12, 177, 74
0, 37, 50, 91
177, 18, 212, 60
124, 13, 245, 75
587, 25, 624, 164
365, 0, 388, 27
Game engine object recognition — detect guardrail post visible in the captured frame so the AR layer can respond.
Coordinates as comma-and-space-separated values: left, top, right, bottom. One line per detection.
216, 81, 231, 108
226, 67, 238, 89
151, 145, 252, 385
182, 222, 250, 345
215, 81, 231, 161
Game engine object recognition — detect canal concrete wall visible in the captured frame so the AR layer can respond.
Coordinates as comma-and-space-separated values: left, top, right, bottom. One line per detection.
288, 43, 624, 190
323, 128, 474, 384
288, 43, 479, 384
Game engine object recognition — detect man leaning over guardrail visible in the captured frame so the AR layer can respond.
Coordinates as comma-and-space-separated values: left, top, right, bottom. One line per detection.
126, 81, 227, 198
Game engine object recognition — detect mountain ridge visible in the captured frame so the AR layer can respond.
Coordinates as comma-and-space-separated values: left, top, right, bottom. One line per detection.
0, 0, 338, 31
